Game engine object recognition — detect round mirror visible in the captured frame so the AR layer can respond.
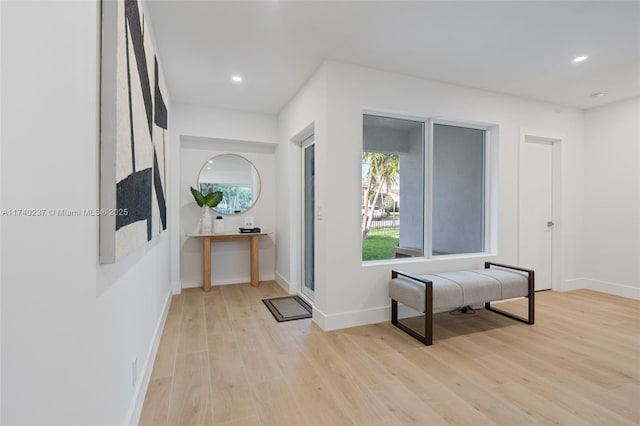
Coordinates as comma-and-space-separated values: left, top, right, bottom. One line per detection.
198, 154, 261, 215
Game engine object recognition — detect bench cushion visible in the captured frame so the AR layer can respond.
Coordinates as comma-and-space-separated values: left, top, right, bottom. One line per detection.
470, 268, 529, 300
389, 268, 528, 312
389, 276, 431, 312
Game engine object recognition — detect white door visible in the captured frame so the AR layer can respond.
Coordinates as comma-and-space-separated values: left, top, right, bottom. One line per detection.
520, 139, 554, 291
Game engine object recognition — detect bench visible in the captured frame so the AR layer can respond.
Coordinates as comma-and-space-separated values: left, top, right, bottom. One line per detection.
389, 262, 534, 345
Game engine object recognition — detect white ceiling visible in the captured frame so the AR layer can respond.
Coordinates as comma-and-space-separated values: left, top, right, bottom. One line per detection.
146, 0, 640, 114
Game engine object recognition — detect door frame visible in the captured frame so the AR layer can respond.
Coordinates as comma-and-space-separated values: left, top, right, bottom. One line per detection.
300, 135, 315, 300
518, 128, 564, 291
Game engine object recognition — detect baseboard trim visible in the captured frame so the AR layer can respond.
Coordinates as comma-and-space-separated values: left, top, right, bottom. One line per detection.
309, 276, 640, 332
181, 274, 276, 289
172, 280, 182, 295
126, 287, 172, 426
275, 271, 297, 294
312, 302, 482, 331
561, 278, 584, 292
562, 278, 640, 300
312, 304, 390, 331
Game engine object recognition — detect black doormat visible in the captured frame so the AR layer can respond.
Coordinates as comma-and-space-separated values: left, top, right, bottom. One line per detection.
262, 295, 312, 322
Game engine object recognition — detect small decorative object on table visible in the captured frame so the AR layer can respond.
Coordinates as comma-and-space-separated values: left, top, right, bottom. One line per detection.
190, 187, 223, 234
213, 216, 224, 234
244, 216, 254, 228
239, 227, 261, 233
200, 206, 212, 234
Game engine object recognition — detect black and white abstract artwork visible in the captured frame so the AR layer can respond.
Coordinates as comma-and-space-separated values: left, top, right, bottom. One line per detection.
100, 0, 168, 263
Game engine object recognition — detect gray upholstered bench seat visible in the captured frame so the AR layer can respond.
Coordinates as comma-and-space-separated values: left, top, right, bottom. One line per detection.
389, 262, 534, 345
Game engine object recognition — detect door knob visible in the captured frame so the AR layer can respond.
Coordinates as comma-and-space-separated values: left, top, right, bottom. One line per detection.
547, 221, 555, 227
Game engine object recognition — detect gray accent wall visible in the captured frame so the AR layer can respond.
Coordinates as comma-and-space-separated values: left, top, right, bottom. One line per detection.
432, 124, 485, 254
363, 125, 409, 153
398, 126, 424, 252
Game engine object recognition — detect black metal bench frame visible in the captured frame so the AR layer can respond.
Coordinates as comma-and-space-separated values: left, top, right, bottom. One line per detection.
391, 262, 535, 345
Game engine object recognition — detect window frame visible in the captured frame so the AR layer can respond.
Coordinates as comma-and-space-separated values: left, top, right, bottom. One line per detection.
362, 112, 496, 264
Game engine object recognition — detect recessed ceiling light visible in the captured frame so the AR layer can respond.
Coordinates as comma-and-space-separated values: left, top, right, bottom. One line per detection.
231, 75, 243, 83
573, 55, 588, 63
208, 160, 213, 164
591, 92, 605, 98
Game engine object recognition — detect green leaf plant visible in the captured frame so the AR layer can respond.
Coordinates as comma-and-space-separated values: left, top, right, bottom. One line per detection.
190, 187, 223, 208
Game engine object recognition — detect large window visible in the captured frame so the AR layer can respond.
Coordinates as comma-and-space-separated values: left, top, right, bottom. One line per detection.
362, 115, 423, 261
362, 115, 488, 261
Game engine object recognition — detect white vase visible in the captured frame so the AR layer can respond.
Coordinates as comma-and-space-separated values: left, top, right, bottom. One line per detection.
213, 216, 224, 234
201, 206, 212, 234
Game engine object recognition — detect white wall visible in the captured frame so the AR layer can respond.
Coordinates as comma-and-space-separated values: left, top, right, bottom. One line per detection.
580, 97, 640, 298
1, 1, 172, 425
169, 103, 279, 291
279, 61, 586, 330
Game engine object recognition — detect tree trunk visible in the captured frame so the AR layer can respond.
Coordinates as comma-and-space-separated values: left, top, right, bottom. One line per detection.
364, 178, 384, 238
361, 187, 370, 239
361, 167, 375, 239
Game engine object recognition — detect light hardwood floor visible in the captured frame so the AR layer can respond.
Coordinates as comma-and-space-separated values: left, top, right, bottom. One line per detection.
140, 282, 640, 425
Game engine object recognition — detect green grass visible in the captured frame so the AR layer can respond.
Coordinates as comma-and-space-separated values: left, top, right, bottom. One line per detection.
362, 228, 400, 261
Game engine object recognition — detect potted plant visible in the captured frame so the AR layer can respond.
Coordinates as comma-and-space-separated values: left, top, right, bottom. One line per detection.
190, 187, 223, 234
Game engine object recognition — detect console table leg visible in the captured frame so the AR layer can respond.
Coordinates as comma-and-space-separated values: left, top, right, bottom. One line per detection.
250, 235, 259, 287
202, 237, 211, 292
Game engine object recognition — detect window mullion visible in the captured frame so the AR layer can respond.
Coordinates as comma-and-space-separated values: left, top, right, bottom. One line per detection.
424, 119, 434, 258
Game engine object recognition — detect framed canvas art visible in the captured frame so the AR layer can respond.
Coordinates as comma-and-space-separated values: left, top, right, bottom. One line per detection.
100, 0, 168, 263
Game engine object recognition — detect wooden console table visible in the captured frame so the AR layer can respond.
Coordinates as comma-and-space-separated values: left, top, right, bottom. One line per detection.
188, 232, 270, 292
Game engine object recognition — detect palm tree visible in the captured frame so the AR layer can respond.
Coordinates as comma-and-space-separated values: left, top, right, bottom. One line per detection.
362, 153, 399, 239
